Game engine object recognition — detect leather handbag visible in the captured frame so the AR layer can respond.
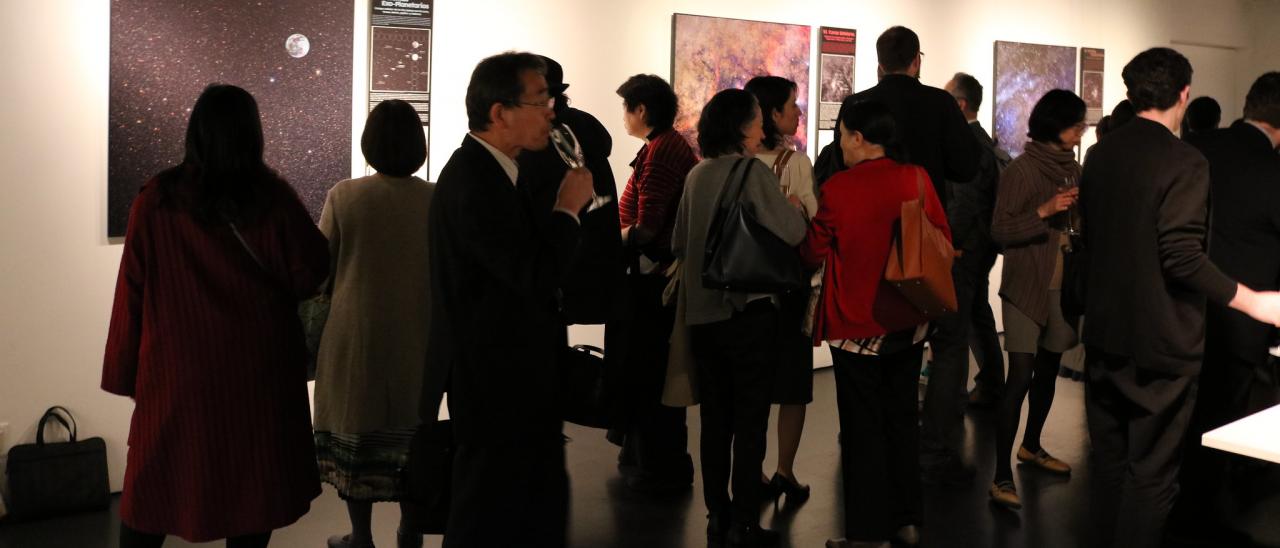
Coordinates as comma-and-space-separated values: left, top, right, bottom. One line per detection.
4, 407, 110, 522
560, 344, 610, 428
884, 170, 958, 318
401, 419, 453, 535
702, 158, 805, 293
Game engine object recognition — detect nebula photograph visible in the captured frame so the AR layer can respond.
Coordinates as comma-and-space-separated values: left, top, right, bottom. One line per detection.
109, 1, 353, 236
672, 14, 811, 154
993, 41, 1077, 158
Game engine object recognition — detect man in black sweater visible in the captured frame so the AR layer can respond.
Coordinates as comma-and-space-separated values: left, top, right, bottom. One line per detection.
1167, 72, 1280, 547
815, 26, 981, 488
1079, 49, 1280, 548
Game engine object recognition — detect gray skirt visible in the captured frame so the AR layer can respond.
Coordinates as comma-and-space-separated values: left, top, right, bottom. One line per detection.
1002, 291, 1079, 354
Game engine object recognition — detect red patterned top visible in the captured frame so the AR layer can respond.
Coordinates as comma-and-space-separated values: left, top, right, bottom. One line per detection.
618, 128, 698, 266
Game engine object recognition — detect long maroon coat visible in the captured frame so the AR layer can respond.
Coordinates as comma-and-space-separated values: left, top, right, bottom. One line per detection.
102, 177, 328, 542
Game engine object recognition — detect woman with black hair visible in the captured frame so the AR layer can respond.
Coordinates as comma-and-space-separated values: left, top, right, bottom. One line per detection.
672, 88, 808, 547
744, 75, 817, 504
988, 88, 1087, 510
313, 99, 432, 548
801, 100, 947, 548
102, 84, 329, 548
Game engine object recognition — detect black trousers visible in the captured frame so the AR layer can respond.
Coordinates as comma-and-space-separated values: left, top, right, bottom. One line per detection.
921, 264, 969, 467
691, 301, 777, 526
957, 246, 1004, 393
832, 344, 924, 541
618, 273, 691, 479
1085, 349, 1197, 548
443, 436, 568, 548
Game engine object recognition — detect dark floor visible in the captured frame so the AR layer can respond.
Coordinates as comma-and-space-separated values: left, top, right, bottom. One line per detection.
3, 367, 1279, 548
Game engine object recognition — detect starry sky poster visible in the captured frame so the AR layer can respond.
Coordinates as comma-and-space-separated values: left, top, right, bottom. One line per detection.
993, 41, 1077, 158
672, 14, 811, 154
109, 1, 354, 236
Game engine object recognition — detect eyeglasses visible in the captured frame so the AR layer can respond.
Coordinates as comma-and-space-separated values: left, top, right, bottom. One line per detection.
514, 96, 555, 110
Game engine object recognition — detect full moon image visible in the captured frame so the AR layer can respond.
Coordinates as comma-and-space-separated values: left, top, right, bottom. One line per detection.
285, 33, 310, 58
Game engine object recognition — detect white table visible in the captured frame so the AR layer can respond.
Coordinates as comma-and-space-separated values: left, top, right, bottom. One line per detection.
1202, 403, 1280, 464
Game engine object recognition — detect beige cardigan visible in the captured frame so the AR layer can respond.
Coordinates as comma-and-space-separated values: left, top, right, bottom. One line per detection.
313, 174, 434, 434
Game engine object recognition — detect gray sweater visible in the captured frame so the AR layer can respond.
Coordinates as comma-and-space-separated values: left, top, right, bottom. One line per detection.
672, 155, 809, 326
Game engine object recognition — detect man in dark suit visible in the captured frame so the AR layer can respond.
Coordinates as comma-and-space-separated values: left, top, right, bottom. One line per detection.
1167, 72, 1280, 546
1079, 49, 1280, 548
944, 72, 1009, 409
815, 26, 981, 486
421, 51, 594, 548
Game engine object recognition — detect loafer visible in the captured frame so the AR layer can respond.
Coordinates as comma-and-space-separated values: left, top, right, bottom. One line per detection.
1017, 446, 1072, 475
989, 480, 1022, 510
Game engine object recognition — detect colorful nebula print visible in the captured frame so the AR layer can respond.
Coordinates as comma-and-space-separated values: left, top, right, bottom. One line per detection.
993, 41, 1077, 158
672, 14, 811, 154
109, 1, 353, 236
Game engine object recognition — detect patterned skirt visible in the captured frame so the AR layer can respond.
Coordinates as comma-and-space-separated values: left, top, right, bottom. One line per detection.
315, 427, 417, 502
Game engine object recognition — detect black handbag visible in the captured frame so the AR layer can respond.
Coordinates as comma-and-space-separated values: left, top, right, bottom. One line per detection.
702, 158, 805, 293
4, 406, 110, 522
401, 420, 453, 535
560, 344, 610, 428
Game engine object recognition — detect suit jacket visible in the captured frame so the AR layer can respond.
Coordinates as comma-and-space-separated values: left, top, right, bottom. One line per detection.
1193, 120, 1280, 366
421, 135, 581, 446
813, 74, 980, 207
518, 106, 622, 325
1079, 117, 1237, 376
947, 122, 1004, 252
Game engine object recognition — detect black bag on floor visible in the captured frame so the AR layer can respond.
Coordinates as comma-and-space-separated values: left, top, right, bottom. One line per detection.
4, 406, 110, 522
401, 420, 452, 535
561, 344, 610, 429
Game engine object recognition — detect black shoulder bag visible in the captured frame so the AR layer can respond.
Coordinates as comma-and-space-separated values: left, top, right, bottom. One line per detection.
702, 158, 805, 293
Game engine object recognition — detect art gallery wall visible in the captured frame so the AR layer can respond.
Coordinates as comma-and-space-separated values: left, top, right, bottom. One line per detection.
0, 0, 1274, 494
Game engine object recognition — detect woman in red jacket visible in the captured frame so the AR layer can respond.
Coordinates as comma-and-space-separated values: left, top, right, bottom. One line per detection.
801, 100, 950, 548
102, 85, 329, 548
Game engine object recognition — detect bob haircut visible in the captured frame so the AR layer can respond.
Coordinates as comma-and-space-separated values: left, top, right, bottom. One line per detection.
1027, 89, 1086, 143
697, 89, 759, 158
363, 99, 427, 177
744, 75, 798, 150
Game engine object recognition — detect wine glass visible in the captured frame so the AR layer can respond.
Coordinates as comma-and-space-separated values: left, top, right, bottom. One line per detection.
1060, 176, 1080, 237
549, 124, 611, 212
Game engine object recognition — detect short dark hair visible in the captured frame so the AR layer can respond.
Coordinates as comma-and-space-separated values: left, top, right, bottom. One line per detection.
950, 72, 984, 112
1122, 47, 1192, 112
697, 89, 758, 158
838, 100, 905, 163
1110, 99, 1137, 128
876, 26, 920, 74
1182, 96, 1221, 134
465, 52, 546, 132
615, 74, 678, 131
362, 99, 426, 177
1244, 72, 1280, 127
744, 76, 798, 150
1027, 89, 1086, 143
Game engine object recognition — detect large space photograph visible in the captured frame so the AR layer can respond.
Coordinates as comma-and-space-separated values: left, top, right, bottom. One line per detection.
671, 14, 811, 154
993, 41, 1077, 157
109, 1, 354, 236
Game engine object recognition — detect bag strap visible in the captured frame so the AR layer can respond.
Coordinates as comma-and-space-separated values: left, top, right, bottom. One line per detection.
37, 406, 77, 445
770, 149, 794, 179
228, 221, 302, 296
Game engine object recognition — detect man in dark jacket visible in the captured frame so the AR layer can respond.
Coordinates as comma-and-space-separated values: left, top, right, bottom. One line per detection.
815, 26, 981, 487
1167, 72, 1280, 546
1079, 49, 1280, 548
944, 71, 1009, 408
421, 52, 593, 548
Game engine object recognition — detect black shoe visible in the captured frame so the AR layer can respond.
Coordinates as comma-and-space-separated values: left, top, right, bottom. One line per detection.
396, 529, 423, 548
727, 523, 780, 547
768, 472, 811, 505
921, 458, 974, 488
707, 513, 731, 547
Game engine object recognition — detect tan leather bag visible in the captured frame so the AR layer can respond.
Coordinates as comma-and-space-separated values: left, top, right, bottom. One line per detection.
884, 169, 958, 318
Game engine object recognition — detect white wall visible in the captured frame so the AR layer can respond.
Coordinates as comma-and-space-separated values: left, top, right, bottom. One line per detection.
0, 0, 1269, 496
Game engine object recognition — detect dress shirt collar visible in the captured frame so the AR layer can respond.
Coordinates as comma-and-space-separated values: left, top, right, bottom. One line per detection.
468, 133, 519, 186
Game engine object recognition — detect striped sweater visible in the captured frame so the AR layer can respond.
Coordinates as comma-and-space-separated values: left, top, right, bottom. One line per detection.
619, 128, 698, 265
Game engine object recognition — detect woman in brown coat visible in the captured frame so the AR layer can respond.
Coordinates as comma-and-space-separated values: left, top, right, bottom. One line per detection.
988, 89, 1087, 509
313, 100, 433, 548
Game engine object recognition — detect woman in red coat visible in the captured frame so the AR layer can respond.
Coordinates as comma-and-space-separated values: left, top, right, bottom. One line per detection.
102, 85, 329, 548
801, 101, 950, 548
